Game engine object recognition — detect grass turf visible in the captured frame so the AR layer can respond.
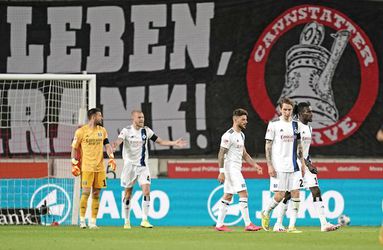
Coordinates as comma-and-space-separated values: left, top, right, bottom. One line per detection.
0, 226, 381, 250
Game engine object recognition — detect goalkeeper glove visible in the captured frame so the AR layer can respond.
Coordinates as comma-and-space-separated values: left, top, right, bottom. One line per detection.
71, 158, 81, 176
108, 154, 116, 172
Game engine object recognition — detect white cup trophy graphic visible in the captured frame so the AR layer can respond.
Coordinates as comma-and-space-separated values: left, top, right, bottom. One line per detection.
278, 22, 350, 128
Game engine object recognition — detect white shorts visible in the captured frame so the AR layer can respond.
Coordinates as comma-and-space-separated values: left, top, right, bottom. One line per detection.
223, 168, 247, 194
270, 171, 303, 192
120, 162, 151, 188
303, 167, 319, 188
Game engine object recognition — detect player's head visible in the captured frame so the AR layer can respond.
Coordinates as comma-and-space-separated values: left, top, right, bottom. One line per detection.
87, 108, 103, 126
279, 97, 294, 120
131, 110, 145, 128
232, 108, 248, 130
294, 102, 313, 124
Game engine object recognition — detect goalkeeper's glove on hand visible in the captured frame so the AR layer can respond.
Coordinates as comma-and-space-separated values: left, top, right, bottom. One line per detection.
71, 158, 81, 176
108, 154, 116, 172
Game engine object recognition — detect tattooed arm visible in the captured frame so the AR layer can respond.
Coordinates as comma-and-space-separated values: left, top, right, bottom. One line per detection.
265, 139, 276, 177
297, 140, 306, 177
217, 147, 228, 184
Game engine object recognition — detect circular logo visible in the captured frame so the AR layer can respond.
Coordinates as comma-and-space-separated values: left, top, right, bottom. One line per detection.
207, 185, 242, 226
247, 5, 379, 146
30, 184, 71, 225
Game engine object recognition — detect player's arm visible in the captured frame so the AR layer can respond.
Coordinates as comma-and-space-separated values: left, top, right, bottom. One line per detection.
297, 140, 306, 177
103, 137, 116, 171
265, 139, 276, 177
217, 146, 228, 184
242, 147, 262, 174
154, 136, 187, 148
70, 131, 81, 177
112, 138, 124, 151
377, 128, 383, 142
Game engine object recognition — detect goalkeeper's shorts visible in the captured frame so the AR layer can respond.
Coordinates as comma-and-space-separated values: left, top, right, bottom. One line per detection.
81, 171, 107, 189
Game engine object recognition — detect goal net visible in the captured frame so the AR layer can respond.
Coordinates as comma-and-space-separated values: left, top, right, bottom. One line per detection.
0, 74, 95, 226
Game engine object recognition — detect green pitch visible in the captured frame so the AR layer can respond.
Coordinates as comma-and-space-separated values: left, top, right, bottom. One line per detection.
0, 226, 381, 250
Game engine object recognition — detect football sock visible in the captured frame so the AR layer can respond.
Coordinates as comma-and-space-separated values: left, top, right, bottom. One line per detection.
276, 202, 288, 225
313, 197, 327, 226
216, 199, 230, 227
265, 197, 280, 215
123, 198, 131, 224
80, 192, 90, 219
239, 197, 251, 226
289, 198, 300, 228
91, 193, 100, 223
142, 195, 150, 221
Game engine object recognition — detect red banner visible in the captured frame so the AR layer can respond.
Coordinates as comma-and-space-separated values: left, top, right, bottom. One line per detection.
167, 161, 383, 179
0, 162, 48, 178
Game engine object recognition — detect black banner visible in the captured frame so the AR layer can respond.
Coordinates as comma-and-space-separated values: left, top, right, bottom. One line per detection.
0, 208, 41, 225
0, 0, 382, 157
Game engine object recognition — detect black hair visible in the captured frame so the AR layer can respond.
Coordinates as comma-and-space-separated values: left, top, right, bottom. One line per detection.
293, 102, 310, 116
233, 108, 248, 117
87, 108, 102, 120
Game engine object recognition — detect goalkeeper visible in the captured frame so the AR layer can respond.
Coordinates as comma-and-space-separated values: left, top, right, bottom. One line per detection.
278, 102, 340, 232
71, 108, 116, 229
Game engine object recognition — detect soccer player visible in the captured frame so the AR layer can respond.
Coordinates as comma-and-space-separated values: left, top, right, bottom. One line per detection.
71, 108, 116, 229
113, 110, 186, 229
215, 108, 263, 232
277, 102, 340, 232
261, 97, 306, 233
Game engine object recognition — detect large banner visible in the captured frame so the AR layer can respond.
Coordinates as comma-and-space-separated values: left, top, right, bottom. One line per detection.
0, 1, 383, 156
1, 178, 381, 226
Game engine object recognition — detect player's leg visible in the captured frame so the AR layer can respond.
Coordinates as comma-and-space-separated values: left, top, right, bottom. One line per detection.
121, 162, 137, 229
274, 191, 290, 231
309, 185, 340, 231
123, 188, 133, 229
89, 188, 101, 229
238, 190, 262, 231
138, 167, 153, 228
262, 173, 286, 231
215, 192, 233, 231
287, 171, 303, 232
89, 171, 107, 229
79, 171, 94, 228
215, 172, 233, 231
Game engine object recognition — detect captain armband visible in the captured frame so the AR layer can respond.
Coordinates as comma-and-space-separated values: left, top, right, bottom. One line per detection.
103, 138, 110, 145
150, 134, 158, 142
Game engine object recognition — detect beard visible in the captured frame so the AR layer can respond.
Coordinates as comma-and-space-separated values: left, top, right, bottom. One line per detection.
96, 120, 103, 126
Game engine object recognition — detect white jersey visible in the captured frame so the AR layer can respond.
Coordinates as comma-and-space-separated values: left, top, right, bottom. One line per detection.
220, 128, 245, 171
300, 123, 312, 159
265, 117, 302, 172
118, 125, 157, 166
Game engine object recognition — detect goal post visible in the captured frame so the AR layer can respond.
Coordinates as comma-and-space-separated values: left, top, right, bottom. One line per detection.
0, 73, 96, 226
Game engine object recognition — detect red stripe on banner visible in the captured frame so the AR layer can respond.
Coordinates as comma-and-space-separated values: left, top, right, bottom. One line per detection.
167, 162, 383, 179
0, 163, 48, 178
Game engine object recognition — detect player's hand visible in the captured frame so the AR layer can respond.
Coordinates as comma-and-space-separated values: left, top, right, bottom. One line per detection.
174, 138, 187, 148
305, 158, 318, 174
71, 158, 81, 177
268, 165, 276, 177
217, 173, 225, 184
108, 158, 116, 172
254, 163, 263, 175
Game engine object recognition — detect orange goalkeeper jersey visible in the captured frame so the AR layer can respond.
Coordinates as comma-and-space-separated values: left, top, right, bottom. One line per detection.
71, 124, 108, 172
